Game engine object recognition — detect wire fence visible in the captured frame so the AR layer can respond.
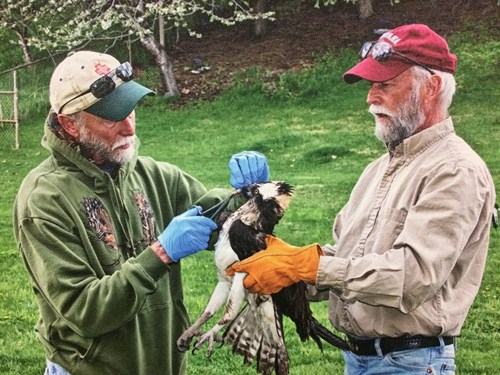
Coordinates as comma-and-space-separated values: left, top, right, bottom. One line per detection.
0, 70, 19, 149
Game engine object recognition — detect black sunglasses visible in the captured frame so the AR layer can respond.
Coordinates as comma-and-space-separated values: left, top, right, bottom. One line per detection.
359, 41, 435, 76
58, 62, 134, 114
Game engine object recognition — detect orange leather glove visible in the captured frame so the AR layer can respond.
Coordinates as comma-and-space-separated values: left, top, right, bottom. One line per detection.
226, 235, 323, 295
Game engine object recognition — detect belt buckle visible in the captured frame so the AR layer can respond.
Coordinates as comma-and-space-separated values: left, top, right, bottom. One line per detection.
348, 337, 377, 356
350, 342, 360, 353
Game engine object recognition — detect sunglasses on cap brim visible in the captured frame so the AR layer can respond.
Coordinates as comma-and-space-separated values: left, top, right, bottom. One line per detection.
58, 62, 134, 114
359, 41, 435, 76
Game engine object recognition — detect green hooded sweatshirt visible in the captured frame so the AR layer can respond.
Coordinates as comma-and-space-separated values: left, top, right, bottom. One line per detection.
13, 120, 231, 374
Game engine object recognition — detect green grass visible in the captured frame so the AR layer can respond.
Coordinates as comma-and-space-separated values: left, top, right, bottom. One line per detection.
0, 34, 499, 374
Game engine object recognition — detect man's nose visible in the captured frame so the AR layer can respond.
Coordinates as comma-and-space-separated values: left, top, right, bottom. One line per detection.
367, 85, 381, 105
117, 112, 135, 135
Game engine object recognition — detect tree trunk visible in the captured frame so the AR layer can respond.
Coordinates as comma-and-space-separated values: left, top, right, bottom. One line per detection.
253, 0, 268, 37
14, 30, 32, 65
358, 0, 374, 19
139, 34, 179, 97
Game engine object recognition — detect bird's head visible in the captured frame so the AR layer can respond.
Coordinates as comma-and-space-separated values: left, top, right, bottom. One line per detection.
241, 181, 293, 207
239, 181, 294, 233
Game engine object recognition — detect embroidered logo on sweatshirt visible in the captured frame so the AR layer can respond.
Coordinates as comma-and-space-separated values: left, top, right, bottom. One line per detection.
83, 197, 118, 251
133, 192, 156, 244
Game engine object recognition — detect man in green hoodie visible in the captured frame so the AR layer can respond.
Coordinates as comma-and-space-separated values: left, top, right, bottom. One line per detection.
13, 51, 269, 375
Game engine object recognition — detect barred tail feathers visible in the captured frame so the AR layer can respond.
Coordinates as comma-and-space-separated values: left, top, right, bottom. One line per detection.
223, 297, 290, 375
224, 303, 262, 365
257, 300, 289, 375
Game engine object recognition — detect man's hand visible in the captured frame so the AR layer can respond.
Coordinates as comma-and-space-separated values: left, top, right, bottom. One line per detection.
158, 206, 218, 262
229, 151, 269, 189
227, 236, 322, 294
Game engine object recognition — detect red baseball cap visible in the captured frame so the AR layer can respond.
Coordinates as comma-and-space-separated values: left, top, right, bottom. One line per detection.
343, 24, 457, 84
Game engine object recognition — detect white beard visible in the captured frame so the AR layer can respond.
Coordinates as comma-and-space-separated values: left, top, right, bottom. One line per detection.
79, 125, 135, 165
371, 87, 425, 147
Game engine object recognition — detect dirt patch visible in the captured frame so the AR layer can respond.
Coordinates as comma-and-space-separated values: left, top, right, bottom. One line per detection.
166, 0, 498, 106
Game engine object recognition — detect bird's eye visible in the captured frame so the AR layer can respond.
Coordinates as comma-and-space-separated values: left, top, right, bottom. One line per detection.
253, 189, 260, 196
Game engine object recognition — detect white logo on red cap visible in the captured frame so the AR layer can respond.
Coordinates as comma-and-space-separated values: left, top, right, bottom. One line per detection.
94, 63, 111, 76
381, 32, 401, 46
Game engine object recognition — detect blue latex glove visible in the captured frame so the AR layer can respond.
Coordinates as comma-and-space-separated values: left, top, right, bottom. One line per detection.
228, 151, 269, 189
158, 206, 218, 262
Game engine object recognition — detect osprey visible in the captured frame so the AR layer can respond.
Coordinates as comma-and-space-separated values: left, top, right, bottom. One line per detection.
177, 181, 349, 375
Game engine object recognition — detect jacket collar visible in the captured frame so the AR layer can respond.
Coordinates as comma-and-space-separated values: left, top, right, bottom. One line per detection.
390, 117, 454, 160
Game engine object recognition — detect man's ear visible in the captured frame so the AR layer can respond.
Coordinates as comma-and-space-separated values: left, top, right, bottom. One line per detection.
423, 74, 442, 102
57, 114, 81, 138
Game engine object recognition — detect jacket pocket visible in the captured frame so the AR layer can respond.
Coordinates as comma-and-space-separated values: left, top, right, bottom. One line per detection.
87, 235, 122, 271
369, 207, 407, 254
77, 337, 99, 363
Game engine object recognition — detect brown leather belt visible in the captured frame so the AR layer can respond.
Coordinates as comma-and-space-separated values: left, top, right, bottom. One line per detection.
348, 335, 455, 356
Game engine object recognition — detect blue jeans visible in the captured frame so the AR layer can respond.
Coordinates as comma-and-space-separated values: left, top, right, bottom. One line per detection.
343, 342, 456, 375
44, 360, 71, 375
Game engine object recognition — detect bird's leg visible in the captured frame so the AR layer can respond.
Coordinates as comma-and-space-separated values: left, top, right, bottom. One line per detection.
194, 272, 248, 355
177, 281, 230, 352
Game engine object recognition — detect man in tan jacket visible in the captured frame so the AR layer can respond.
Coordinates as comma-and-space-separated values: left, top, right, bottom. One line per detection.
228, 24, 496, 374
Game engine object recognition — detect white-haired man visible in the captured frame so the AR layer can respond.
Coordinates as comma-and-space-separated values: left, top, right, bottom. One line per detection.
229, 24, 496, 374
13, 51, 269, 374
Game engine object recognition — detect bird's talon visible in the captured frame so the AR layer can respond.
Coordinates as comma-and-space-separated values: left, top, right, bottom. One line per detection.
192, 339, 202, 353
